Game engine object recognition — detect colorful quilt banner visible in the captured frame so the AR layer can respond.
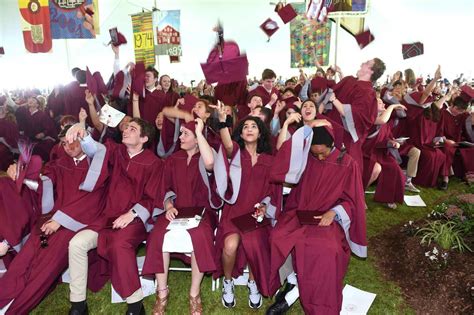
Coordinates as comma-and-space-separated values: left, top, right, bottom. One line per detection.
131, 12, 155, 67
49, 0, 99, 39
290, 2, 331, 68
152, 10, 182, 56
18, 0, 53, 53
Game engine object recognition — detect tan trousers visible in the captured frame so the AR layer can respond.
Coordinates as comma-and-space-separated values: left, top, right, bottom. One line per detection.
406, 147, 421, 178
68, 229, 143, 303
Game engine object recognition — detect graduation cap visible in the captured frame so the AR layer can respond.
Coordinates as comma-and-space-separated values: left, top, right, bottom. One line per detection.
99, 104, 126, 127
355, 29, 375, 49
180, 120, 197, 136
275, 2, 297, 24
200, 41, 249, 85
260, 18, 279, 40
460, 85, 474, 103
0, 47, 4, 55
131, 62, 146, 98
92, 72, 107, 95
86, 67, 98, 95
109, 27, 127, 47
310, 77, 328, 92
181, 94, 199, 113
402, 42, 424, 60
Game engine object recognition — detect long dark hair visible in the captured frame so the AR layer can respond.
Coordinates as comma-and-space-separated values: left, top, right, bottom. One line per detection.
423, 103, 441, 122
232, 116, 272, 154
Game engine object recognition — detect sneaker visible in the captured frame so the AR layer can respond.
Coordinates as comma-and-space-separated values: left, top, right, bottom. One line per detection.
387, 203, 397, 209
438, 181, 448, 191
405, 182, 420, 193
222, 279, 236, 308
247, 280, 263, 309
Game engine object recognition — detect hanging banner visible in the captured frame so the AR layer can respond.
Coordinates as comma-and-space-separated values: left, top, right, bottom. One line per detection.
18, 0, 53, 53
49, 0, 99, 39
152, 10, 182, 57
290, 2, 331, 68
131, 12, 155, 67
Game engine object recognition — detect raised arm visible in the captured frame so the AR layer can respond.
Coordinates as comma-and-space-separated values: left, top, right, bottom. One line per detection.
131, 92, 141, 118
375, 104, 407, 125
85, 90, 104, 132
420, 65, 441, 104
162, 99, 194, 123
195, 118, 214, 171
276, 113, 302, 150
214, 101, 233, 157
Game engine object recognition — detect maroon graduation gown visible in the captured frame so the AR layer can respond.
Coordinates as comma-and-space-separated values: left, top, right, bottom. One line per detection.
0, 149, 109, 315
403, 103, 446, 187
269, 126, 366, 314
127, 89, 166, 125
0, 118, 19, 171
142, 150, 221, 277
438, 108, 474, 176
325, 76, 378, 174
248, 85, 280, 107
21, 110, 57, 162
63, 82, 89, 122
362, 123, 405, 204
0, 178, 38, 269
96, 141, 163, 300
46, 89, 65, 119
213, 142, 282, 296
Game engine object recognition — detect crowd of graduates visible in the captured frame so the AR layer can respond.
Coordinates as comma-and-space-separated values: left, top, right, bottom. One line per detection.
0, 44, 473, 315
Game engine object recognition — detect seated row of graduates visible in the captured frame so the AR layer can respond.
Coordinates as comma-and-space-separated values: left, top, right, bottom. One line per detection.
0, 97, 365, 315
1, 59, 473, 314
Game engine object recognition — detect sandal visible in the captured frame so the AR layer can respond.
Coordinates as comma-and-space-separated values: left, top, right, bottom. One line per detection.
153, 287, 169, 315
189, 294, 203, 315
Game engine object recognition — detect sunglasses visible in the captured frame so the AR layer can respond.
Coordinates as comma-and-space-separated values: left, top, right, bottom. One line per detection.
40, 233, 49, 249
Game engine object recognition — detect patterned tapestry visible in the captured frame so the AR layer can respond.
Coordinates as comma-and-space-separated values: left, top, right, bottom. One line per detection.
18, 0, 52, 53
152, 10, 182, 57
49, 0, 99, 39
131, 12, 155, 67
290, 2, 331, 68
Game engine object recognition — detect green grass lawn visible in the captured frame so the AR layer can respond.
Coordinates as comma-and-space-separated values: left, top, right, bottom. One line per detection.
30, 179, 468, 314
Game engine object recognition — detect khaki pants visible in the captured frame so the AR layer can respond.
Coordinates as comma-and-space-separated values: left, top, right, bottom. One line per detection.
68, 229, 143, 303
406, 147, 420, 178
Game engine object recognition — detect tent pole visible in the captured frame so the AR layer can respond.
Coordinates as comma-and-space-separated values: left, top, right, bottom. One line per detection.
334, 17, 340, 68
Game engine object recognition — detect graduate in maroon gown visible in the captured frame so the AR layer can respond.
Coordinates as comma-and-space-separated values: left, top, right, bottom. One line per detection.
402, 68, 449, 188
159, 74, 180, 108
20, 96, 57, 162
437, 96, 474, 179
248, 69, 280, 108
130, 66, 167, 125
142, 119, 222, 315
266, 125, 366, 315
49, 115, 78, 161
362, 100, 407, 209
325, 58, 386, 174
66, 118, 163, 315
0, 155, 41, 268
47, 85, 65, 121
63, 69, 89, 122
0, 126, 109, 315
159, 97, 221, 158
213, 112, 282, 310
0, 103, 19, 171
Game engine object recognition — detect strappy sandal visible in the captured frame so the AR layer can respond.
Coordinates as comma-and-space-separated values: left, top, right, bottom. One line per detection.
189, 294, 203, 315
153, 287, 169, 315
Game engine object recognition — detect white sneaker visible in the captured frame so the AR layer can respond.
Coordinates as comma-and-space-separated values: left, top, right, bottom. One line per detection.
247, 280, 262, 309
222, 279, 236, 308
405, 182, 420, 193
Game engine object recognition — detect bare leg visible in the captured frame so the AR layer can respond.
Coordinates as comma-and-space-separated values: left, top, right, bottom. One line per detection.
368, 162, 382, 187
155, 252, 170, 299
190, 252, 204, 297
222, 233, 241, 280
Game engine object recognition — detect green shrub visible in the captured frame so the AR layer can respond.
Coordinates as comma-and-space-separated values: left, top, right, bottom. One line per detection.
416, 220, 472, 252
